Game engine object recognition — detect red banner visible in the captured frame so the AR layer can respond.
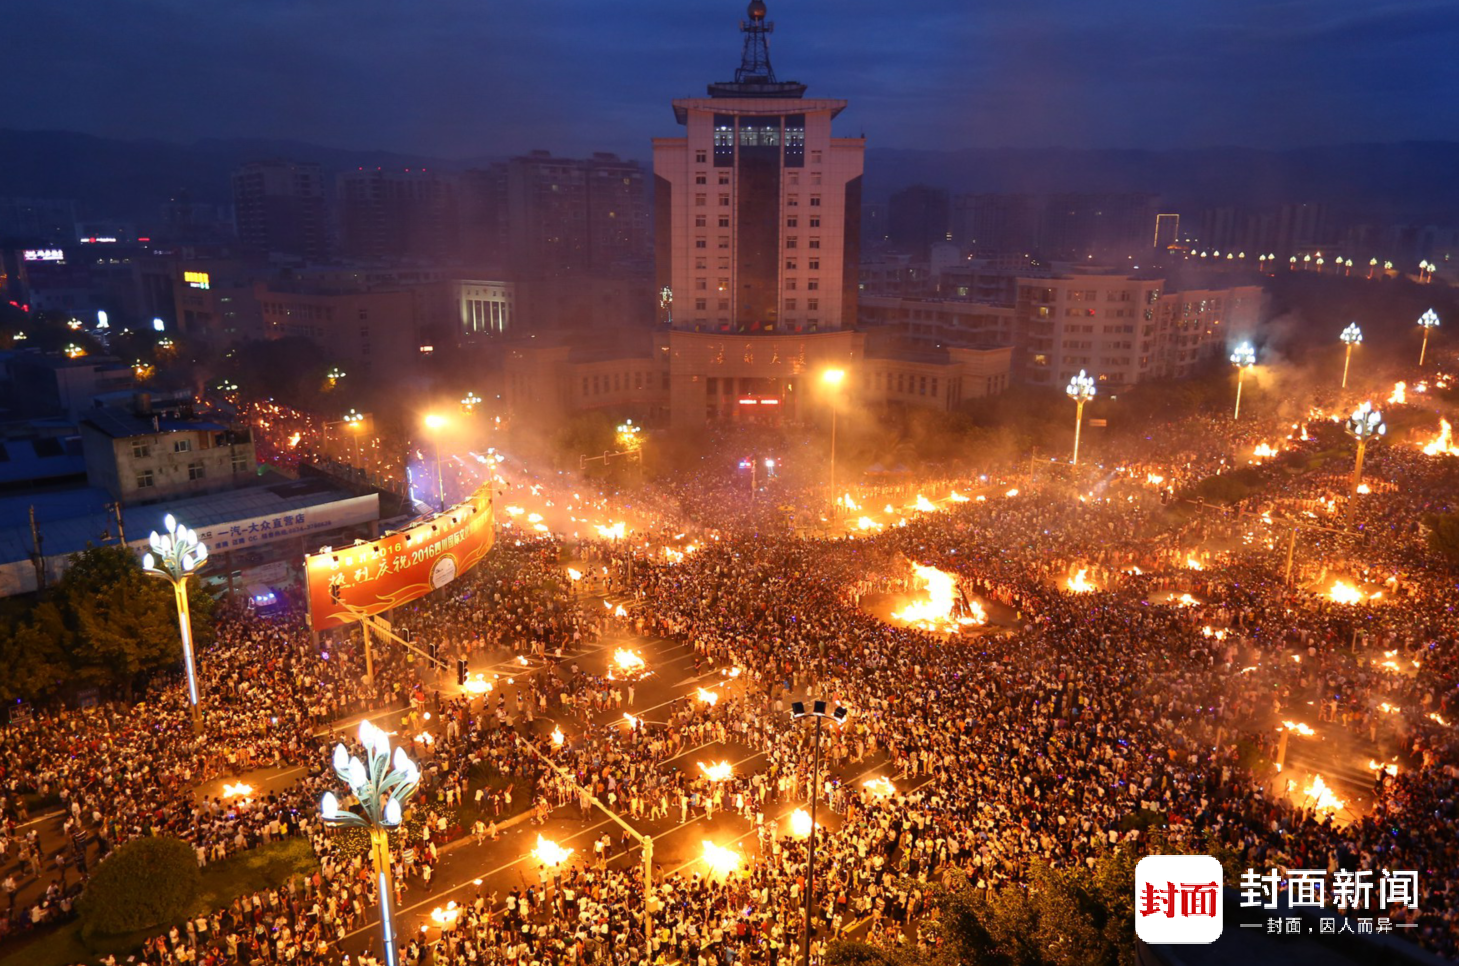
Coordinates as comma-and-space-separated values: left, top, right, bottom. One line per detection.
305, 485, 495, 630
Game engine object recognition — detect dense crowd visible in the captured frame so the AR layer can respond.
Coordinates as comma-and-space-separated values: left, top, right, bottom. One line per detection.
3, 382, 1459, 965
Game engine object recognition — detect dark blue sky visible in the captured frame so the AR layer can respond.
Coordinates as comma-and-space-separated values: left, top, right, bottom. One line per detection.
6, 0, 1456, 158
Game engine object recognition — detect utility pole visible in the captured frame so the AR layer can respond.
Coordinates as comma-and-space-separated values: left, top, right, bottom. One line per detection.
28, 505, 45, 592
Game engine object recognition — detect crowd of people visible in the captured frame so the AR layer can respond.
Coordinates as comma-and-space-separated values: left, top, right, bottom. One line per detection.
2, 373, 1458, 965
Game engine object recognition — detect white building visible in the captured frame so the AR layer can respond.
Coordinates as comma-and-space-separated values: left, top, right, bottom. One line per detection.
652, 0, 863, 335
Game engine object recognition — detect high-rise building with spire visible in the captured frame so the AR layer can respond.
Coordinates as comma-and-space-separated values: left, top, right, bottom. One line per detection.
653, 1, 864, 335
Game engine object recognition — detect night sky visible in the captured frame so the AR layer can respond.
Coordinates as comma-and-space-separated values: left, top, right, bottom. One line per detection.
6, 0, 1456, 158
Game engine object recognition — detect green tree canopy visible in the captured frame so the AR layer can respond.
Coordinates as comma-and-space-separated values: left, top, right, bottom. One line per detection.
79, 836, 201, 938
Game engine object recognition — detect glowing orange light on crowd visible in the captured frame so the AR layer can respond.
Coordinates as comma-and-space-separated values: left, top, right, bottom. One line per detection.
863, 777, 895, 798
839, 494, 861, 511
948, 491, 970, 503
698, 760, 734, 781
892, 563, 986, 631
1005, 488, 1019, 497
1185, 555, 1204, 570
1067, 569, 1096, 593
789, 809, 818, 837
700, 841, 741, 877
1379, 702, 1401, 714
1174, 593, 1199, 606
1304, 775, 1345, 813
1388, 382, 1407, 405
595, 522, 627, 540
696, 687, 719, 706
1421, 419, 1459, 456
430, 902, 460, 928
287, 433, 302, 448
854, 516, 881, 532
1328, 581, 1365, 604
505, 506, 524, 516
567, 568, 582, 581
222, 783, 254, 799
1251, 443, 1277, 460
1145, 473, 1164, 485
623, 713, 640, 729
414, 732, 434, 746
912, 494, 937, 512
1367, 760, 1399, 777
1281, 720, 1315, 736
1429, 712, 1449, 726
463, 674, 493, 695
551, 727, 565, 747
1355, 483, 1371, 494
532, 836, 574, 867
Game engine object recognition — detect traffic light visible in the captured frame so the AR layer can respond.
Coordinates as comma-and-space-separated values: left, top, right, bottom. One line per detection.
427, 640, 439, 665
456, 658, 468, 686
1160, 488, 1170, 505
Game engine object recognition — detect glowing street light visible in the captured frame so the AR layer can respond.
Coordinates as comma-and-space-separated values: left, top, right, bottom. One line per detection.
340, 409, 366, 466
326, 366, 347, 387
460, 391, 482, 413
1418, 308, 1440, 367
423, 413, 448, 510
1065, 369, 1095, 465
790, 699, 849, 966
320, 720, 420, 966
822, 368, 845, 513
1344, 401, 1385, 498
1339, 322, 1362, 389
141, 514, 208, 732
1230, 342, 1256, 420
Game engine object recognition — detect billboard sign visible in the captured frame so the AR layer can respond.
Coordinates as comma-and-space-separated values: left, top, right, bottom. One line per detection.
304, 485, 494, 630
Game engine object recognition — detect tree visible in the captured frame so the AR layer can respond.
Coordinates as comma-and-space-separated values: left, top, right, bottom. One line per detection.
53, 544, 215, 699
0, 602, 71, 702
79, 836, 200, 937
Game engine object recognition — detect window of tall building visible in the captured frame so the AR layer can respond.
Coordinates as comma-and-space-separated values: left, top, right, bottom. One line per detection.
786, 237, 798, 249
808, 258, 820, 270
787, 196, 798, 207
717, 237, 729, 249
786, 299, 797, 311
136, 471, 154, 489
188, 461, 206, 481
786, 217, 798, 228
695, 215, 706, 227
810, 195, 821, 207
807, 298, 819, 310
695, 193, 707, 207
718, 173, 730, 185
807, 279, 819, 291
809, 217, 820, 228
695, 174, 707, 185
695, 299, 707, 310
718, 217, 729, 228
785, 259, 797, 270
718, 195, 730, 207
809, 238, 820, 249
132, 441, 150, 459
696, 279, 708, 290
695, 151, 707, 163
174, 439, 192, 453
695, 237, 707, 249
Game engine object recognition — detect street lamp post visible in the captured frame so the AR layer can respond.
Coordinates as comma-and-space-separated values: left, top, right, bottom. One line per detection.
821, 369, 845, 513
141, 514, 208, 733
790, 700, 848, 966
1230, 342, 1256, 420
1339, 322, 1363, 390
1065, 369, 1095, 466
320, 720, 420, 966
424, 414, 448, 511
1345, 401, 1385, 500
1418, 309, 1441, 367
343, 409, 365, 469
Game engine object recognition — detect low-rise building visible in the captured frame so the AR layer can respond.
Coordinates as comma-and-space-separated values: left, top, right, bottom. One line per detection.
80, 396, 257, 505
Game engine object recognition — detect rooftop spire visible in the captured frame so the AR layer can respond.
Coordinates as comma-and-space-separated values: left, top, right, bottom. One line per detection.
708, 1, 807, 99
736, 1, 775, 84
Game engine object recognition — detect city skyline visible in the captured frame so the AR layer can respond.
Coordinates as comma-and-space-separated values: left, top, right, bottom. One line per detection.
5, 0, 1457, 159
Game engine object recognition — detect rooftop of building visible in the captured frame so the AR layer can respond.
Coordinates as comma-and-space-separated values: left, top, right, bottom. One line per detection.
0, 470, 366, 568
79, 404, 230, 440
0, 435, 84, 487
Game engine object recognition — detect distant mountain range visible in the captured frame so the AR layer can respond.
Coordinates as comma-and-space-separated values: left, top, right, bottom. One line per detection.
2, 129, 1456, 225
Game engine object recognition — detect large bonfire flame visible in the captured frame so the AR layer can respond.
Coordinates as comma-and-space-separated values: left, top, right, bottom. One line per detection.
1327, 580, 1376, 604
1304, 775, 1345, 813
1422, 419, 1459, 457
1067, 569, 1096, 593
1389, 382, 1407, 405
1252, 442, 1278, 460
893, 563, 986, 631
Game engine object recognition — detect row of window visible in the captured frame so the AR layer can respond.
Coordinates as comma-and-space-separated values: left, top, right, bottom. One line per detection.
134, 453, 248, 489
581, 371, 671, 397
873, 371, 940, 398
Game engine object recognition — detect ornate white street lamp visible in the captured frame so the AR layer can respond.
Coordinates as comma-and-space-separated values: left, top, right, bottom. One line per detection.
790, 700, 849, 966
1418, 309, 1441, 367
1339, 322, 1362, 389
1345, 402, 1385, 498
320, 720, 421, 966
1230, 343, 1256, 420
141, 514, 208, 732
1065, 369, 1096, 465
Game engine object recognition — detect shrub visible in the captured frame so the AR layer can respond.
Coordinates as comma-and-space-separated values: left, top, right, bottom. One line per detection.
79, 836, 200, 937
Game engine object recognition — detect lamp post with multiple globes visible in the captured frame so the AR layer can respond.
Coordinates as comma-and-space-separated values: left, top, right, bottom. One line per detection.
1230, 342, 1256, 420
1065, 369, 1095, 465
320, 720, 421, 966
1418, 309, 1440, 367
1345, 401, 1385, 500
1339, 322, 1363, 390
423, 413, 448, 510
141, 514, 208, 732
